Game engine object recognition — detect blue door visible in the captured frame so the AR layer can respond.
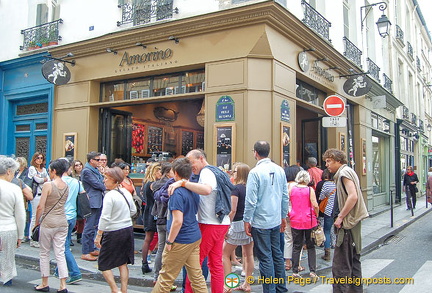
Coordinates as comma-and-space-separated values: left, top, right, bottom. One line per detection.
12, 100, 49, 162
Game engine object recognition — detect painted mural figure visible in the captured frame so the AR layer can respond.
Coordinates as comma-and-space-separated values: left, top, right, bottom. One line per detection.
47, 62, 67, 84
347, 76, 367, 96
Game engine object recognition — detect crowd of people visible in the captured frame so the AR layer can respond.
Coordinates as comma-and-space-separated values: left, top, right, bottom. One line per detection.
0, 143, 372, 293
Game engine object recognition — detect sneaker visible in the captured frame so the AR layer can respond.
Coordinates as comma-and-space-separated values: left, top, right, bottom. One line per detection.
66, 275, 82, 285
30, 240, 40, 248
147, 254, 152, 264
142, 263, 152, 274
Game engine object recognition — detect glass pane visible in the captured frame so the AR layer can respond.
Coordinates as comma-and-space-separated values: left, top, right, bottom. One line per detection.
181, 131, 194, 156
147, 126, 163, 153
183, 71, 205, 93
372, 135, 383, 193
126, 78, 151, 99
16, 103, 48, 115
101, 82, 125, 102
110, 115, 129, 161
36, 123, 48, 130
15, 137, 30, 158
35, 136, 47, 154
16, 125, 31, 132
153, 75, 179, 96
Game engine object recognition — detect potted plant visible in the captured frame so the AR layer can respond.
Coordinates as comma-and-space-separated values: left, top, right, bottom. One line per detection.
47, 27, 59, 46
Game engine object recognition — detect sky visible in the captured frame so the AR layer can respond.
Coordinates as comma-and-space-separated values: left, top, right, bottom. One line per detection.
417, 0, 432, 35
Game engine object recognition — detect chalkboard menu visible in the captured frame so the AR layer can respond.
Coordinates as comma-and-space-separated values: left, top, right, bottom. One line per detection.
197, 132, 204, 150
182, 131, 194, 156
147, 126, 163, 153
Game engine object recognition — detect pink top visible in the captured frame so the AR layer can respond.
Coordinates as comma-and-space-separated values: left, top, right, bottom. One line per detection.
289, 185, 317, 230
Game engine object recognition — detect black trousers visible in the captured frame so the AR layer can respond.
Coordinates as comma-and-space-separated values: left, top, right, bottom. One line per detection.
332, 228, 363, 293
405, 186, 417, 209
291, 227, 316, 274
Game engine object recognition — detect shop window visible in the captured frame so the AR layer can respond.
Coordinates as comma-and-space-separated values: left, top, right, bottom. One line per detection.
372, 135, 386, 194
183, 71, 205, 93
153, 75, 180, 96
102, 82, 125, 102
126, 78, 150, 99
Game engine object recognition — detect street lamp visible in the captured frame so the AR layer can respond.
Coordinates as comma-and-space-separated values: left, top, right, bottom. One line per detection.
361, 2, 392, 38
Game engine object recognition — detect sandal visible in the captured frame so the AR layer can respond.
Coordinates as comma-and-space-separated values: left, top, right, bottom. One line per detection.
310, 272, 318, 280
298, 266, 305, 272
224, 286, 232, 293
237, 284, 251, 292
292, 273, 302, 279
285, 264, 292, 270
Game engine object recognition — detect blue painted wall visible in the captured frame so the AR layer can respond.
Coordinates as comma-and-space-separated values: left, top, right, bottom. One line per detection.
0, 53, 54, 161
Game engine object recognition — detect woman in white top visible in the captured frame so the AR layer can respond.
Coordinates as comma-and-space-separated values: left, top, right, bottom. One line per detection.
27, 152, 49, 248
0, 156, 26, 286
94, 167, 136, 293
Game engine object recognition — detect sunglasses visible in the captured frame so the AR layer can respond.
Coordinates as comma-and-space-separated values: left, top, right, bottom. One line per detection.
37, 156, 43, 159
93, 158, 101, 161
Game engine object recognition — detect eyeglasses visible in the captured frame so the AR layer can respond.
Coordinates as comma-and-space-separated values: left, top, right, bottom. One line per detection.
37, 156, 43, 159
100, 159, 107, 161
93, 158, 101, 161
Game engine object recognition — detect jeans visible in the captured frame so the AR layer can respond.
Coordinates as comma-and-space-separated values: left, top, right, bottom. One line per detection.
251, 226, 287, 293
154, 224, 167, 281
323, 215, 334, 249
55, 218, 81, 278
81, 208, 102, 254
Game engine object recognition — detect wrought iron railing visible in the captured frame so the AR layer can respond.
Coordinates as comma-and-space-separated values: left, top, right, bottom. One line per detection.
402, 106, 409, 120
407, 41, 414, 59
301, 0, 332, 43
117, 0, 178, 26
383, 73, 393, 93
343, 37, 362, 68
366, 57, 380, 82
419, 119, 424, 132
411, 113, 417, 125
20, 19, 62, 51
395, 25, 404, 45
416, 56, 421, 72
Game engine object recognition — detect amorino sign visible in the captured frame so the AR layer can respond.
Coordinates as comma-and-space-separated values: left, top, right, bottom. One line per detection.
119, 48, 173, 66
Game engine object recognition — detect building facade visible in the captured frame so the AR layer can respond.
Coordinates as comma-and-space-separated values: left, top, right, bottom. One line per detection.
1, 0, 431, 212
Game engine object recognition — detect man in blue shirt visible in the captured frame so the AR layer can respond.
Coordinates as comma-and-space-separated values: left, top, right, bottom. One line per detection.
153, 157, 207, 293
244, 141, 288, 293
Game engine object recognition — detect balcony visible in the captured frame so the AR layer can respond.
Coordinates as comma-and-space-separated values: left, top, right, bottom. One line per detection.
416, 56, 421, 72
366, 57, 380, 82
419, 120, 424, 132
301, 0, 331, 43
407, 41, 414, 60
383, 73, 392, 93
395, 25, 404, 46
402, 106, 409, 120
343, 37, 362, 68
411, 113, 417, 126
117, 0, 178, 26
20, 19, 62, 51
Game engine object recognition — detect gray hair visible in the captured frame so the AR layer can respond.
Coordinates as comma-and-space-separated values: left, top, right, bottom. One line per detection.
295, 170, 311, 185
307, 157, 317, 167
0, 155, 20, 175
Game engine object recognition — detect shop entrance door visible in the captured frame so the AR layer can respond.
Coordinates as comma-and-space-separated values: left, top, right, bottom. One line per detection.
301, 117, 327, 168
12, 100, 49, 162
100, 108, 132, 164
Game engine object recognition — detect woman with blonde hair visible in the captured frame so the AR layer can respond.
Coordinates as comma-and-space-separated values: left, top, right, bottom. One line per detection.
141, 162, 162, 274
223, 162, 254, 292
288, 170, 319, 279
70, 160, 83, 180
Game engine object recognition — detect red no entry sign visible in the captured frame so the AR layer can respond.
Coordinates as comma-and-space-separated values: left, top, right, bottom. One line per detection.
323, 95, 345, 116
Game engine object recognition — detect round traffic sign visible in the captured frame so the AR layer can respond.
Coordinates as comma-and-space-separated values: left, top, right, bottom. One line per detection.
323, 95, 345, 116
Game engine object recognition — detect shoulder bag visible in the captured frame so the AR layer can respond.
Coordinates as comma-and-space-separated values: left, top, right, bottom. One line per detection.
117, 188, 140, 220
319, 188, 336, 214
310, 188, 326, 247
76, 183, 92, 219
31, 185, 67, 241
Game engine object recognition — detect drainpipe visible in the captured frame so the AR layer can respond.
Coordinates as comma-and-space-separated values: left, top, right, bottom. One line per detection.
395, 118, 403, 204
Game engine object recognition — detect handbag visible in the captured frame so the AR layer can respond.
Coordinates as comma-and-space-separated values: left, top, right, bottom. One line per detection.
31, 184, 67, 241
311, 224, 326, 247
76, 183, 92, 219
319, 188, 336, 213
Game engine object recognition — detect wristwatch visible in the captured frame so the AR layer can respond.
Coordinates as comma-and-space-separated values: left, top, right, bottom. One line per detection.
181, 179, 187, 187
166, 240, 174, 245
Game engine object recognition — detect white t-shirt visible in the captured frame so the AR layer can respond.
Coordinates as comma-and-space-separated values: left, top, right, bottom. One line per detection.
197, 168, 230, 225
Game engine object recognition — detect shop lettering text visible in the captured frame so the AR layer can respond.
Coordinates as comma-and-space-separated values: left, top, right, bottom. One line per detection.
312, 60, 334, 82
114, 60, 178, 73
119, 49, 173, 66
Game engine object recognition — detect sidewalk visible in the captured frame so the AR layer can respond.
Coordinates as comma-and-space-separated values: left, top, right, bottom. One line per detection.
15, 196, 432, 287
